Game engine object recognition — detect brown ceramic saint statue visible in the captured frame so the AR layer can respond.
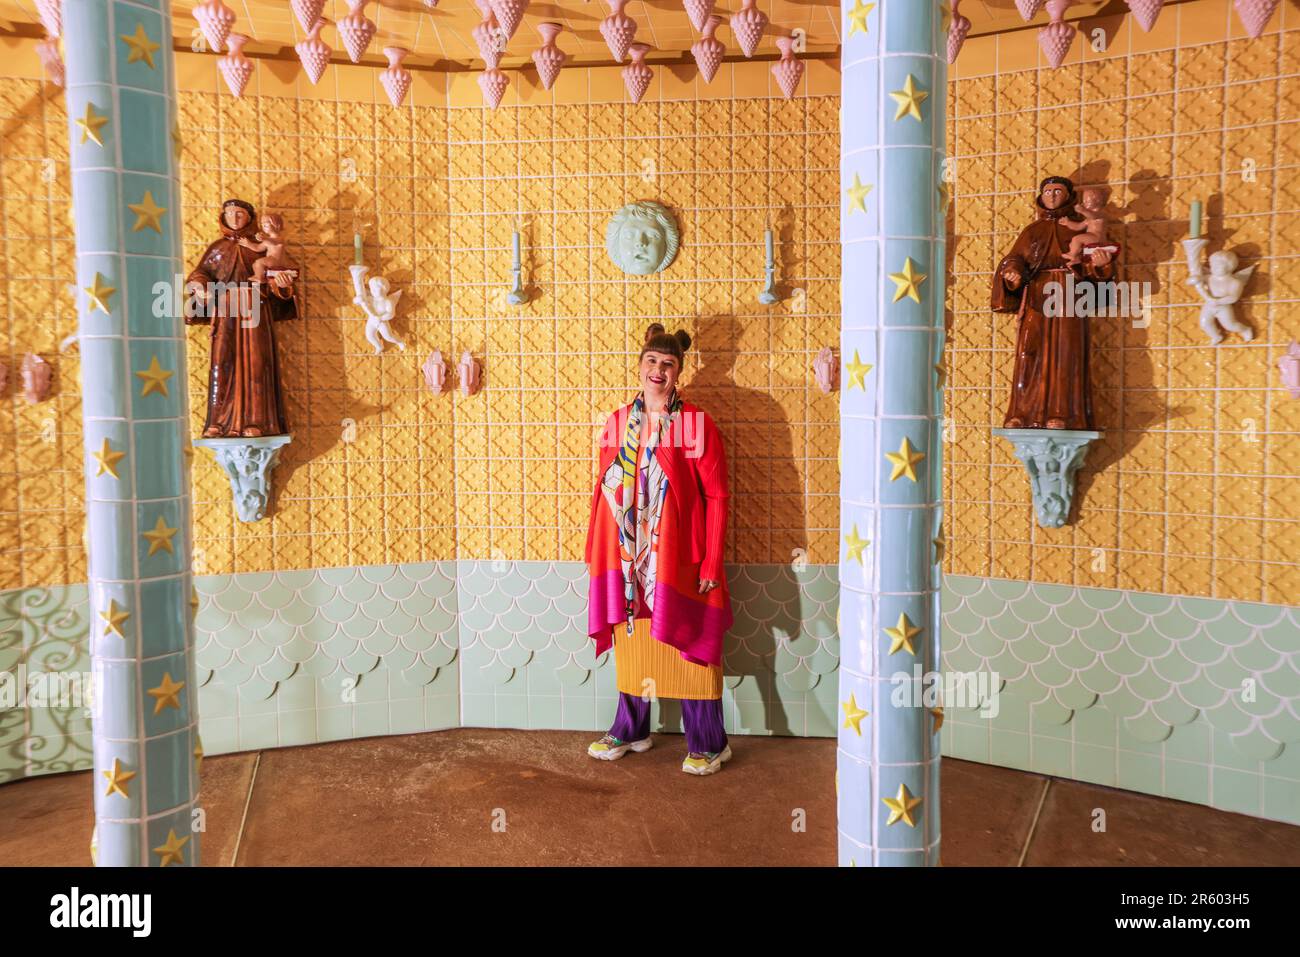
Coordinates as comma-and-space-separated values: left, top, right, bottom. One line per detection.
186, 199, 298, 438
991, 176, 1117, 431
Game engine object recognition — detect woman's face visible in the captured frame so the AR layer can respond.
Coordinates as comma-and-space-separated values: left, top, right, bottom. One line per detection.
639, 350, 679, 404
224, 206, 250, 230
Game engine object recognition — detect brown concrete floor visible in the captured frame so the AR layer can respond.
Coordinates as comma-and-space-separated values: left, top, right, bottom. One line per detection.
2, 728, 1298, 866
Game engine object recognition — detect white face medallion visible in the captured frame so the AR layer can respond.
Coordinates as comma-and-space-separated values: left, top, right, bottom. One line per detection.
607, 201, 679, 275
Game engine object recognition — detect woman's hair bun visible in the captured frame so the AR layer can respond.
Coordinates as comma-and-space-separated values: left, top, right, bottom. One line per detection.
644, 322, 666, 342
674, 330, 692, 352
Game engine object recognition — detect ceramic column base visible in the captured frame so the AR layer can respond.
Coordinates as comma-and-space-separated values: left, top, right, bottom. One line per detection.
194, 435, 291, 523
992, 428, 1101, 529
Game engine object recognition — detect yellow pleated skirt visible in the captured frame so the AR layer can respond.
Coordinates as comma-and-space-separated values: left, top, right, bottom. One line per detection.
613, 617, 723, 700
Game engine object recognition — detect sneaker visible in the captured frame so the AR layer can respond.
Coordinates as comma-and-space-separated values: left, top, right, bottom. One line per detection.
681, 745, 733, 775
587, 733, 652, 761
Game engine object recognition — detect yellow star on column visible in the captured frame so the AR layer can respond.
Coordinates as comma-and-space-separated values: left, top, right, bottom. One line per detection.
938, 180, 953, 210
83, 272, 117, 314
75, 101, 109, 146
845, 173, 873, 214
883, 611, 922, 656
194, 736, 204, 773
930, 706, 945, 732
134, 355, 174, 397
102, 758, 137, 798
933, 530, 945, 563
888, 257, 928, 304
844, 524, 869, 564
128, 190, 167, 233
844, 349, 873, 391
100, 598, 130, 638
190, 585, 200, 616
935, 361, 946, 389
120, 22, 161, 69
147, 672, 185, 715
153, 829, 190, 867
889, 74, 929, 122
882, 782, 923, 827
885, 435, 925, 482
841, 692, 869, 735
92, 438, 126, 478
142, 515, 178, 556
846, 0, 877, 36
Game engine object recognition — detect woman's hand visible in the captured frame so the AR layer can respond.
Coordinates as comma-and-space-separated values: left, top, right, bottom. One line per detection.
698, 578, 718, 594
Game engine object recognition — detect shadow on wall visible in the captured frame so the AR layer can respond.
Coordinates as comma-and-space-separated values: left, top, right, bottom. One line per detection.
668, 314, 807, 737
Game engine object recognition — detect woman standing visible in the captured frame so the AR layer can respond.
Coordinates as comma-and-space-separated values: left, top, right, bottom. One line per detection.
585, 324, 734, 775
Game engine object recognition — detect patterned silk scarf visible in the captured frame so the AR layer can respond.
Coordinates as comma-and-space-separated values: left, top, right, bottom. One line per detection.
600, 390, 682, 634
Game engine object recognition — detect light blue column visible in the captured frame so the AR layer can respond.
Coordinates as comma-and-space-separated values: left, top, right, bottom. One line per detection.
66, 0, 200, 867
837, 0, 946, 867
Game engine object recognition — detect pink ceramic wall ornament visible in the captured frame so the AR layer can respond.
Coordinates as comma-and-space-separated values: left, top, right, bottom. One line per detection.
35, 0, 61, 38
813, 347, 838, 394
771, 34, 803, 98
458, 351, 483, 397
479, 56, 510, 109
1279, 342, 1300, 399
1016, 0, 1045, 19
21, 354, 51, 405
296, 21, 331, 85
730, 0, 768, 58
488, 0, 529, 41
290, 0, 325, 34
1124, 0, 1165, 31
338, 0, 377, 64
1234, 0, 1280, 38
380, 47, 412, 107
532, 22, 568, 91
472, 0, 506, 62
622, 42, 653, 104
691, 15, 725, 85
683, 0, 715, 32
600, 0, 638, 63
193, 0, 235, 53
1039, 0, 1076, 68
948, 0, 972, 63
36, 36, 64, 88
219, 33, 254, 98
423, 350, 449, 395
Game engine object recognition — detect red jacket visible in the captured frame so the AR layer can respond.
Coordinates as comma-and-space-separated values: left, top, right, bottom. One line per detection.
584, 399, 729, 584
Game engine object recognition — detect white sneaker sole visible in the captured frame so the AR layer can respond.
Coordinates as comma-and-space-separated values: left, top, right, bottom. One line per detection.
588, 737, 653, 761
682, 744, 733, 775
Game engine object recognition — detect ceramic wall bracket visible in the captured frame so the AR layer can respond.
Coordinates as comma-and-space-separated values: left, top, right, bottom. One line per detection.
993, 428, 1100, 528
195, 435, 292, 523
507, 230, 528, 305
759, 228, 781, 305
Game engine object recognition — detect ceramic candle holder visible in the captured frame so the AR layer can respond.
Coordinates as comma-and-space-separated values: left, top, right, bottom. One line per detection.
683, 0, 715, 32
622, 42, 653, 104
948, 0, 972, 63
338, 0, 377, 63
194, 0, 235, 53
1234, 0, 1280, 38
36, 36, 64, 87
691, 15, 724, 84
532, 22, 568, 91
601, 0, 638, 62
489, 0, 528, 41
771, 35, 803, 98
1039, 0, 1076, 67
296, 21, 331, 85
1279, 342, 1300, 398
21, 353, 51, 405
730, 0, 768, 58
1125, 0, 1165, 31
423, 351, 449, 394
380, 46, 412, 107
1016, 0, 1045, 19
218, 33, 253, 98
290, 0, 325, 33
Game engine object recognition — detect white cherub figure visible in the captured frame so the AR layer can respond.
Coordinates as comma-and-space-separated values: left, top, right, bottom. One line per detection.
1191, 249, 1255, 344
353, 273, 406, 354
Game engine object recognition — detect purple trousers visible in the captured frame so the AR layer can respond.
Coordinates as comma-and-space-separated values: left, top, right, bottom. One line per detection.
608, 692, 728, 754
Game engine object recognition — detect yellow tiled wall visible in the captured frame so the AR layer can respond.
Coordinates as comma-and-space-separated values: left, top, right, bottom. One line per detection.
0, 47, 842, 587
946, 1, 1300, 604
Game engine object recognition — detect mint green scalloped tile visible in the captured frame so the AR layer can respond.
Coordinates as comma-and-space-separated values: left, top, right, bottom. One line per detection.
1203, 698, 1255, 734
1261, 709, 1300, 747
965, 626, 1005, 660
535, 606, 574, 640
1163, 758, 1210, 804
1053, 635, 1096, 671
1054, 595, 1100, 631
556, 659, 594, 688
376, 574, 419, 603
988, 611, 1030, 642
1126, 591, 1176, 615
1203, 654, 1249, 693
337, 577, 377, 604
552, 589, 587, 618
339, 613, 380, 642
1172, 596, 1221, 622
807, 643, 840, 676
1260, 617, 1300, 655
1031, 697, 1073, 726
964, 588, 1009, 621
300, 653, 339, 679
1122, 711, 1173, 743
1177, 672, 1228, 709
456, 565, 495, 598
1149, 607, 1198, 641
940, 587, 962, 614
800, 572, 839, 604
530, 572, 569, 601
1073, 701, 1116, 745
1098, 601, 1146, 637
1232, 639, 1287, 673
777, 665, 820, 693
211, 584, 256, 615
1100, 642, 1147, 677
944, 575, 986, 598
1123, 624, 1173, 661
1236, 684, 1283, 719
361, 629, 399, 658
196, 642, 231, 672
236, 675, 278, 707
316, 594, 360, 626
990, 645, 1033, 686
784, 629, 821, 658
358, 593, 399, 621
743, 565, 785, 585
1151, 647, 1199, 685
422, 642, 458, 670
1006, 591, 1055, 623
1028, 655, 1073, 689
1175, 629, 1227, 667
238, 637, 277, 667
499, 605, 538, 635
1258, 662, 1300, 701
1201, 614, 1254, 648
1227, 731, 1283, 763
1076, 585, 1125, 611
1053, 681, 1098, 712
512, 589, 551, 617
1099, 684, 1147, 718
479, 626, 516, 652
382, 646, 416, 673
941, 641, 983, 675
214, 619, 256, 651
941, 602, 987, 639
497, 642, 533, 670
479, 656, 516, 686
1150, 693, 1198, 728
1230, 602, 1288, 628
980, 578, 1027, 601
1075, 621, 1122, 659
